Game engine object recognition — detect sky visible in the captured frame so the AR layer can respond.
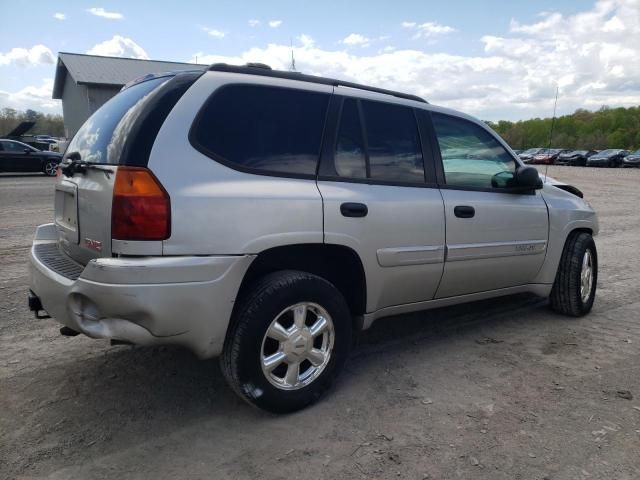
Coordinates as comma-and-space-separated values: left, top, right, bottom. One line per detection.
0, 0, 639, 121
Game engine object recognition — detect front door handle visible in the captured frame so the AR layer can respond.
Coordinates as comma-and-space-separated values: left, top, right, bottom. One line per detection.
454, 205, 475, 218
340, 202, 368, 218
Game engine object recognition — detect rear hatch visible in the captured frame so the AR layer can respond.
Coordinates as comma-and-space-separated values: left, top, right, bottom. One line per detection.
55, 72, 202, 265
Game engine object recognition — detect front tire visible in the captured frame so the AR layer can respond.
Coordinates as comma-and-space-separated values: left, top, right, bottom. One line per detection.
549, 232, 597, 316
43, 160, 58, 176
221, 270, 352, 413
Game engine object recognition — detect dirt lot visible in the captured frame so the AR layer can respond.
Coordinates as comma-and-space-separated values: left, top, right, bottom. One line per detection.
1, 166, 639, 480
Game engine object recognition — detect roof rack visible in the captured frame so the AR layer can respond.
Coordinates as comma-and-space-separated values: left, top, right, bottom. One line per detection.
208, 63, 427, 104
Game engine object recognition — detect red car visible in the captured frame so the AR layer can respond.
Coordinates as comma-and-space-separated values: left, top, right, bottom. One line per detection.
529, 148, 569, 165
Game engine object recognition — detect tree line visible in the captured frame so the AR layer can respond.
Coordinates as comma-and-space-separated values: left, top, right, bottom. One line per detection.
0, 108, 65, 138
487, 105, 640, 151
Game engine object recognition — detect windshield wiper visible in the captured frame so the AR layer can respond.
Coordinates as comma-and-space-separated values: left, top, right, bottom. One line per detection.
61, 152, 114, 177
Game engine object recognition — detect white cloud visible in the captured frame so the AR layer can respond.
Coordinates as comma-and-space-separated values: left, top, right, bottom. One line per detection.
0, 45, 55, 67
401, 21, 416, 28
0, 78, 60, 112
53, 12, 66, 20
189, 0, 640, 121
342, 33, 370, 46
202, 27, 225, 38
87, 36, 149, 59
87, 7, 123, 20
268, 20, 282, 28
248, 19, 260, 27
411, 22, 456, 39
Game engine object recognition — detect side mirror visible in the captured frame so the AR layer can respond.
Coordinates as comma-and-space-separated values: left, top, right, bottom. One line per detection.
24, 148, 31, 154
514, 165, 543, 190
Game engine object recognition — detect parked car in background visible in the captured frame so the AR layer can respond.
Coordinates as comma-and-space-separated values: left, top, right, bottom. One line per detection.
519, 148, 544, 162
28, 64, 599, 413
513, 149, 523, 155
621, 149, 640, 167
529, 148, 569, 165
0, 139, 62, 176
586, 149, 630, 167
556, 150, 597, 166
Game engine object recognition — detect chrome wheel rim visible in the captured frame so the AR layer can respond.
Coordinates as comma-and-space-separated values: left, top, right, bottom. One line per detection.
260, 302, 335, 391
44, 162, 57, 176
580, 249, 594, 303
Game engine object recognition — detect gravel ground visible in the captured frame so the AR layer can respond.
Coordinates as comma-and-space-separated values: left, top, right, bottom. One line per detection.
1, 166, 640, 480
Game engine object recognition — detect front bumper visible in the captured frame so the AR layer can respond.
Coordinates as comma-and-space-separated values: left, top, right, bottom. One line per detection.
29, 224, 254, 358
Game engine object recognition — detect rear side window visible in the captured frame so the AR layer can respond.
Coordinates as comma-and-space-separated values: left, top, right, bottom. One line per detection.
192, 85, 330, 176
65, 77, 168, 164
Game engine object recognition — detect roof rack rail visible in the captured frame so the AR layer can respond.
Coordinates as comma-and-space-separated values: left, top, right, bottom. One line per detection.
208, 63, 427, 104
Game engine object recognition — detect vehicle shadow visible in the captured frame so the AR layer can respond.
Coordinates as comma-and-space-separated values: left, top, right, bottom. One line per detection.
5, 293, 550, 475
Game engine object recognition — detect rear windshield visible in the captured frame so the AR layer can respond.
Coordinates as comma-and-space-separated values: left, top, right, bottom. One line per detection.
64, 77, 168, 164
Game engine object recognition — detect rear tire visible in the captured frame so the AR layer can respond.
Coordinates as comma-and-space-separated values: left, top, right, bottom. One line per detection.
221, 270, 352, 413
549, 231, 597, 317
43, 160, 58, 177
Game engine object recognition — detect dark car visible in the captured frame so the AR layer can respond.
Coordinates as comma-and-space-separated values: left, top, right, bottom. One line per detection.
556, 150, 597, 166
529, 148, 568, 165
518, 148, 544, 163
622, 149, 640, 168
0, 139, 62, 176
586, 149, 630, 168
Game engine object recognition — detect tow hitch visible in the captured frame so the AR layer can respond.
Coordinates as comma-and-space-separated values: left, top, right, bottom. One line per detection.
27, 291, 51, 319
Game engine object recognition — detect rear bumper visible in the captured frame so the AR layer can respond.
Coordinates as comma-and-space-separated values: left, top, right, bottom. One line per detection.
29, 224, 254, 358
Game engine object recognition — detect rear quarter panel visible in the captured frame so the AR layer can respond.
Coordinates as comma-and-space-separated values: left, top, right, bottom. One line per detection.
148, 72, 330, 255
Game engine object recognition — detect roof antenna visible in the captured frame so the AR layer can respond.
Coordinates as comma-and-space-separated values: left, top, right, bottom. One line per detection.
289, 38, 296, 72
545, 85, 559, 183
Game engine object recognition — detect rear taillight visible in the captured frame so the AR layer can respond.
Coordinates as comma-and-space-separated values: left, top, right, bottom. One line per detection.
111, 166, 170, 240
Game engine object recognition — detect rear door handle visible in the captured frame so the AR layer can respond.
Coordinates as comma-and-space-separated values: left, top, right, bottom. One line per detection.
340, 202, 368, 218
454, 205, 475, 218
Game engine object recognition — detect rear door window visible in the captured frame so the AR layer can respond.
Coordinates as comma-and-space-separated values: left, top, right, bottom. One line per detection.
361, 100, 424, 183
335, 98, 367, 179
332, 98, 425, 184
192, 85, 330, 176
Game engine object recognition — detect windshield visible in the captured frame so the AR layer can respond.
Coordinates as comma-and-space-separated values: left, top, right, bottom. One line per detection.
64, 77, 168, 164
597, 149, 618, 156
522, 148, 540, 154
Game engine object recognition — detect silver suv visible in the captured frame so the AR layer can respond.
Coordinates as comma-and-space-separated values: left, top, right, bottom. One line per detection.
28, 64, 599, 412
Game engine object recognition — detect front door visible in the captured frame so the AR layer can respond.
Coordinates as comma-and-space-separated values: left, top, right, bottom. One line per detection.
428, 112, 549, 298
317, 93, 445, 313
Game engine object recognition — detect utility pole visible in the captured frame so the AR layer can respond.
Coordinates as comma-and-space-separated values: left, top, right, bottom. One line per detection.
289, 38, 296, 72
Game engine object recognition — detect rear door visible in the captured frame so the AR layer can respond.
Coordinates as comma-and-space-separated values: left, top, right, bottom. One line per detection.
429, 111, 549, 298
317, 93, 445, 313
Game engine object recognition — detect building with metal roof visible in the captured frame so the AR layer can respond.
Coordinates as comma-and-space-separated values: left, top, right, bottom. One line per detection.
52, 52, 206, 137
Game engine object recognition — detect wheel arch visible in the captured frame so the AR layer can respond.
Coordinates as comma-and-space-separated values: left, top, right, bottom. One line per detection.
235, 243, 367, 332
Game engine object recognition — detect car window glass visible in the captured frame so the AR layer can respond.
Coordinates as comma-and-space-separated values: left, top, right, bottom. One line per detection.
193, 85, 330, 176
4, 141, 23, 152
335, 98, 366, 178
432, 113, 515, 189
361, 100, 424, 183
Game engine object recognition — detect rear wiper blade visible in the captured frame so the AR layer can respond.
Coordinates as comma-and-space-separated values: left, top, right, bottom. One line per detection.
61, 152, 114, 177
